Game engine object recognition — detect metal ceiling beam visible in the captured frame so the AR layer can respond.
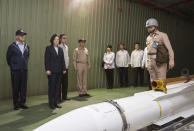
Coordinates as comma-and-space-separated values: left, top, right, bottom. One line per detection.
137, 0, 194, 21
165, 0, 193, 8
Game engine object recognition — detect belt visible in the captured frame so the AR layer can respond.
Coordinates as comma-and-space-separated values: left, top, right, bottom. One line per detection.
12, 69, 26, 72
148, 52, 156, 55
76, 61, 87, 64
147, 54, 156, 59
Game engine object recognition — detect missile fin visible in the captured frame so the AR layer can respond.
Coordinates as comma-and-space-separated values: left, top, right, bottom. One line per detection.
154, 107, 194, 126
153, 82, 194, 101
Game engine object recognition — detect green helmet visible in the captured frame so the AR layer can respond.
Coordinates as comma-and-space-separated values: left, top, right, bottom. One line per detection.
146, 18, 158, 28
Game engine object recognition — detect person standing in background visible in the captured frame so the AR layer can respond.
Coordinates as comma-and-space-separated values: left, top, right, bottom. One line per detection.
116, 43, 130, 87
45, 34, 66, 109
6, 29, 30, 110
59, 34, 70, 102
73, 39, 91, 97
130, 43, 144, 87
141, 47, 152, 90
103, 45, 115, 89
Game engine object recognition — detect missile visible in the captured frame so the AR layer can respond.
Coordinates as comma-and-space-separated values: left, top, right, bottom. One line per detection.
34, 81, 194, 131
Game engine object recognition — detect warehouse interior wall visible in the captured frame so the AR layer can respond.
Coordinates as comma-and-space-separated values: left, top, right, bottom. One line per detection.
0, 0, 193, 99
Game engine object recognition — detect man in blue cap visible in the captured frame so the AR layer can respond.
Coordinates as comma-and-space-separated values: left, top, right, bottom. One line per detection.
6, 29, 30, 110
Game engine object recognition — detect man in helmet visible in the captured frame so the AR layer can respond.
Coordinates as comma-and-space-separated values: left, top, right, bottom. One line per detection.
145, 18, 174, 88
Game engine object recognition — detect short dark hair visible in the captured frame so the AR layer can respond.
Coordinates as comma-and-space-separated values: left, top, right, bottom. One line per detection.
78, 39, 86, 43
120, 43, 125, 46
59, 34, 66, 40
107, 45, 112, 49
135, 42, 140, 45
50, 34, 59, 45
59, 34, 66, 43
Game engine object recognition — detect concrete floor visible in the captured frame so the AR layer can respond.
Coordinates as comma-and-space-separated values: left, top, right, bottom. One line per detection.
0, 86, 148, 131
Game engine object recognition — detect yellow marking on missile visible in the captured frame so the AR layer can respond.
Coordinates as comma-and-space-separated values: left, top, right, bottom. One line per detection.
147, 93, 162, 119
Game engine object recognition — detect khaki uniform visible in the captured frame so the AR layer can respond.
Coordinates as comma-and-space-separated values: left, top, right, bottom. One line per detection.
146, 30, 174, 81
73, 47, 90, 94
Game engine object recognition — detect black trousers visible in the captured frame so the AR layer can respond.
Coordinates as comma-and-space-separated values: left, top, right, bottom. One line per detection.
133, 67, 144, 86
145, 69, 152, 90
11, 70, 27, 107
48, 73, 61, 107
105, 69, 114, 89
59, 69, 68, 100
118, 67, 128, 86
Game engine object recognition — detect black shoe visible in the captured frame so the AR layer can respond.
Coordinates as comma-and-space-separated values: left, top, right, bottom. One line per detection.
125, 84, 129, 87
14, 106, 20, 110
55, 104, 62, 108
84, 93, 90, 97
134, 84, 137, 87
58, 99, 63, 103
79, 94, 84, 97
63, 98, 71, 101
14, 104, 20, 110
140, 84, 144, 87
49, 105, 56, 109
20, 104, 28, 109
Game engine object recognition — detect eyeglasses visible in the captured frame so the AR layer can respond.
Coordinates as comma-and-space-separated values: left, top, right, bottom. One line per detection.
62, 37, 67, 39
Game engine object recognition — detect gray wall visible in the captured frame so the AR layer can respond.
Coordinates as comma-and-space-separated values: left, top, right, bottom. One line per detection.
0, 0, 193, 99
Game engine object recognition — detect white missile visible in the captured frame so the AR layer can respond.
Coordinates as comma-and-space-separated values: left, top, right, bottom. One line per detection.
34, 81, 194, 131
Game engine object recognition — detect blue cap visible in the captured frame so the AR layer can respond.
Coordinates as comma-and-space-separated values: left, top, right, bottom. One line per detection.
16, 29, 27, 36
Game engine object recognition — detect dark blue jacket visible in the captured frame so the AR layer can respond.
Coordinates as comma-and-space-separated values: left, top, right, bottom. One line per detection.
44, 45, 66, 73
6, 42, 30, 71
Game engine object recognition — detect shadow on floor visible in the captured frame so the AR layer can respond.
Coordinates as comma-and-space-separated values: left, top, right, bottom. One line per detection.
0, 103, 56, 131
0, 108, 14, 116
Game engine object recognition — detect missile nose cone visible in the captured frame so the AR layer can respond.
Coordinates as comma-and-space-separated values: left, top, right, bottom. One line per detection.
34, 107, 98, 131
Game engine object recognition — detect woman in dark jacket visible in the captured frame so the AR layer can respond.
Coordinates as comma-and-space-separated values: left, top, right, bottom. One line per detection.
44, 34, 66, 109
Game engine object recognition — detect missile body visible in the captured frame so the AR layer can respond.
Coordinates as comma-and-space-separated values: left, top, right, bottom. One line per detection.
34, 81, 194, 131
